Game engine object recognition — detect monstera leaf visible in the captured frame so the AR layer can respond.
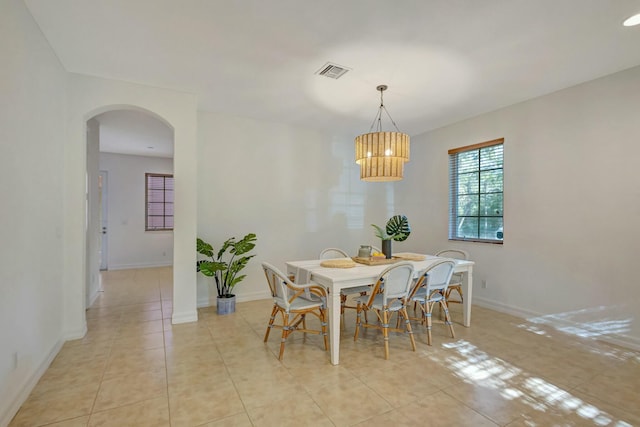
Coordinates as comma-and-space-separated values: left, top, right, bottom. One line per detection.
196, 238, 214, 257
385, 215, 410, 241
371, 215, 411, 241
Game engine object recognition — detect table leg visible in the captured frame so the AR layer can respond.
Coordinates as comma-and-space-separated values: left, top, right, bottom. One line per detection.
462, 266, 473, 327
327, 288, 341, 365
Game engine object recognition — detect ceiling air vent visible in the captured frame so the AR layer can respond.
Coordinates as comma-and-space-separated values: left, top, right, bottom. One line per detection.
315, 62, 350, 79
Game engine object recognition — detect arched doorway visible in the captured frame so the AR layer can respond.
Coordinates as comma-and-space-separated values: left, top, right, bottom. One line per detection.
85, 108, 175, 308
64, 76, 199, 340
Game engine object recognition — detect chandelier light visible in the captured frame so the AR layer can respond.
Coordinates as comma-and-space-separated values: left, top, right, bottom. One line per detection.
355, 85, 410, 182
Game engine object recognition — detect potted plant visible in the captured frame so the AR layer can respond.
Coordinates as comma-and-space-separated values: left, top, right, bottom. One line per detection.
371, 215, 410, 258
196, 233, 257, 314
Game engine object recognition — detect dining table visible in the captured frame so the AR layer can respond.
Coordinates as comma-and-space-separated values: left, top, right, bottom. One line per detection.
286, 253, 475, 365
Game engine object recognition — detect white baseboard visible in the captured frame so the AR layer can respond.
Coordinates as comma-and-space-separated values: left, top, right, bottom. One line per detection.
107, 261, 172, 270
473, 296, 640, 352
236, 290, 271, 303
197, 296, 213, 308
171, 310, 198, 324
63, 324, 87, 341
197, 290, 270, 308
0, 339, 63, 427
473, 296, 542, 319
87, 288, 100, 308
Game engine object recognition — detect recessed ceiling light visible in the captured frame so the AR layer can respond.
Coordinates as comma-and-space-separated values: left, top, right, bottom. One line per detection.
623, 13, 640, 26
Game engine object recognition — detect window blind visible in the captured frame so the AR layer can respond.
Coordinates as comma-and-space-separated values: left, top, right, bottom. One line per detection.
145, 173, 174, 231
448, 139, 503, 243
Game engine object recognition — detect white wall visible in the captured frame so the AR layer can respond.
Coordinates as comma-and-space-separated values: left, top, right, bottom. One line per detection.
86, 118, 101, 306
196, 111, 416, 306
100, 153, 174, 269
405, 65, 640, 349
0, 0, 68, 424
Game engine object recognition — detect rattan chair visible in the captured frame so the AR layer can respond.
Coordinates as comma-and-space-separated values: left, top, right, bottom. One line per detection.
409, 259, 456, 345
435, 249, 468, 305
354, 262, 417, 359
319, 247, 349, 259
262, 262, 328, 360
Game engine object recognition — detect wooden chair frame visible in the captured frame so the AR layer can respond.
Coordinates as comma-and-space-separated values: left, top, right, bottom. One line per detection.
408, 260, 456, 345
263, 262, 328, 360
319, 247, 349, 259
435, 249, 469, 305
354, 262, 417, 359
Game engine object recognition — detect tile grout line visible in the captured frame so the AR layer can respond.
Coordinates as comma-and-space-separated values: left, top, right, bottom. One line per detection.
207, 317, 256, 426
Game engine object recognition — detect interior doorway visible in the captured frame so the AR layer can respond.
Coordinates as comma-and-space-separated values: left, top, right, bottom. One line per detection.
85, 108, 175, 308
99, 170, 108, 271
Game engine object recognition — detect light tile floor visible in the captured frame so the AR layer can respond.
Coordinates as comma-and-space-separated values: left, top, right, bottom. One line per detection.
9, 267, 640, 426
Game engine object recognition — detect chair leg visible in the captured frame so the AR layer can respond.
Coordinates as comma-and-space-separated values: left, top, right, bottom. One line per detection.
279, 312, 290, 360
441, 300, 456, 339
446, 285, 463, 304
419, 302, 427, 325
425, 301, 433, 346
320, 308, 329, 351
302, 314, 307, 340
360, 292, 369, 323
401, 307, 416, 352
264, 304, 278, 342
354, 302, 362, 341
395, 310, 402, 329
382, 308, 390, 360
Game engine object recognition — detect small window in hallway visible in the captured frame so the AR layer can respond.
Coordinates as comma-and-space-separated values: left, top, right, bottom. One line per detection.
145, 173, 174, 231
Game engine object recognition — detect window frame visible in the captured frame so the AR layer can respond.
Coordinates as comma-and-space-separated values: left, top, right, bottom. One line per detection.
448, 138, 504, 244
145, 173, 174, 231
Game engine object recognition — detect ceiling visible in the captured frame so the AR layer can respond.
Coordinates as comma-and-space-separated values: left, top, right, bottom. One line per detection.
94, 110, 174, 158
25, 0, 640, 145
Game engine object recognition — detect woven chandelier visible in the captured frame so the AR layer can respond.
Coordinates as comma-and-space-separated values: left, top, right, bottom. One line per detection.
355, 85, 410, 182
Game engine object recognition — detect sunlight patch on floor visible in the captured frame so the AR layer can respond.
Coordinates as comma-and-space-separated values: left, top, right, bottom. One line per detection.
442, 339, 633, 426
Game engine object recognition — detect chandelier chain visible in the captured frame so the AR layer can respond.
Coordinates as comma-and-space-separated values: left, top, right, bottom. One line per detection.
367, 85, 403, 133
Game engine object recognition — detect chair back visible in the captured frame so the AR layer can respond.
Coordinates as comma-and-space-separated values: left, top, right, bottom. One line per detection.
369, 262, 414, 307
319, 248, 349, 259
435, 249, 469, 260
262, 262, 294, 310
417, 259, 456, 294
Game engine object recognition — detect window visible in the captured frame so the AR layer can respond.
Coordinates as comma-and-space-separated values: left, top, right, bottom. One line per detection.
145, 173, 174, 231
448, 138, 503, 243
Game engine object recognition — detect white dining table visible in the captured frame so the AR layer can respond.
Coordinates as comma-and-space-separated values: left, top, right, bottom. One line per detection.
286, 254, 474, 365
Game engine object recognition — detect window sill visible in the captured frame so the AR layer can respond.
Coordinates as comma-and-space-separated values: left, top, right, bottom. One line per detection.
449, 238, 503, 245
